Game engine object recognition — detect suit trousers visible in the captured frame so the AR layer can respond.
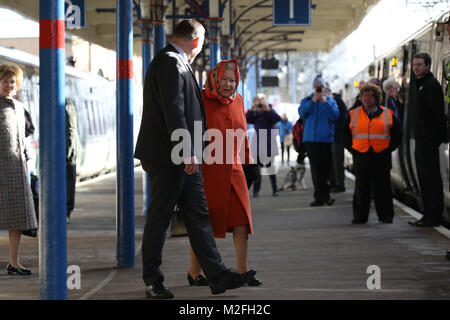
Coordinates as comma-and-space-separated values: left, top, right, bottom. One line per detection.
305, 143, 332, 203
353, 167, 394, 222
141, 161, 227, 286
414, 140, 444, 223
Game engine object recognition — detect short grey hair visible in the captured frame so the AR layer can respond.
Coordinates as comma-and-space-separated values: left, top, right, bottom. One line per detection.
224, 62, 236, 72
382, 78, 397, 93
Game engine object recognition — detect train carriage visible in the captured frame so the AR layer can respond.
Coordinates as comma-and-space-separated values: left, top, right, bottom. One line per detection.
0, 45, 141, 181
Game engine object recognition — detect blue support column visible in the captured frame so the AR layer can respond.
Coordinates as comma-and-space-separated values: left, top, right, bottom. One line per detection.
39, 0, 67, 300
206, 18, 222, 70
116, 0, 135, 268
154, 22, 166, 54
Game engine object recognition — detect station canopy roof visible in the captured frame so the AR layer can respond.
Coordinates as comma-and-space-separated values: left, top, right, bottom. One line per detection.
0, 0, 380, 56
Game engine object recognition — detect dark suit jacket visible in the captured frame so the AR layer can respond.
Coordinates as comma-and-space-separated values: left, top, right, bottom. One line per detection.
134, 44, 207, 166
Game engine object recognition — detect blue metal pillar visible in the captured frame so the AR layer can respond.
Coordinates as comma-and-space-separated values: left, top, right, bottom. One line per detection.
154, 22, 166, 54
206, 18, 222, 70
116, 0, 135, 268
153, 0, 167, 55
39, 0, 67, 300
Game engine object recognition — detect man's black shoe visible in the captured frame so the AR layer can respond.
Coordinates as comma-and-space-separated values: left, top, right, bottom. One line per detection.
325, 198, 335, 206
379, 218, 393, 224
408, 218, 440, 227
310, 200, 324, 207
209, 269, 256, 295
145, 281, 174, 299
446, 250, 450, 260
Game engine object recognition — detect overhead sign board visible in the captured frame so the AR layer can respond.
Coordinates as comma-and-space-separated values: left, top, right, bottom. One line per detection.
262, 76, 279, 87
273, 0, 311, 26
261, 58, 279, 70
65, 0, 86, 29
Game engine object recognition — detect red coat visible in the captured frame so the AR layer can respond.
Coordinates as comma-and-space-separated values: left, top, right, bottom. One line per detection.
201, 91, 253, 238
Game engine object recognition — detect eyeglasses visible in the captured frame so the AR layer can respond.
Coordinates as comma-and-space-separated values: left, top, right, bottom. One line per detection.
218, 78, 236, 85
362, 94, 375, 98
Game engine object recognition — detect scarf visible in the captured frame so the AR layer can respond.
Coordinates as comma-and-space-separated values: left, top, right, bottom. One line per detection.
203, 59, 240, 105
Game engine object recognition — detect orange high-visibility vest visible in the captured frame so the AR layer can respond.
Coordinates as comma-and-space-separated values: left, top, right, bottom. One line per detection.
349, 106, 393, 153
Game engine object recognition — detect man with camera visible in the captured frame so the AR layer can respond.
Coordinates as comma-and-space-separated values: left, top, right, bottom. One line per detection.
246, 93, 281, 197
298, 76, 340, 206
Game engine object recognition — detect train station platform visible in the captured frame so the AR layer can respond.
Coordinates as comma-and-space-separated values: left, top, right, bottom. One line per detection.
1, 163, 450, 301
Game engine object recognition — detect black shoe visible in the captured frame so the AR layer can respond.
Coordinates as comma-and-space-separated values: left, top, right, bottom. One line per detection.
325, 198, 335, 206
246, 275, 262, 286
380, 219, 393, 224
408, 218, 440, 227
310, 200, 324, 207
187, 272, 208, 286
272, 191, 279, 197
351, 219, 367, 224
145, 281, 174, 299
7, 264, 31, 275
209, 269, 256, 295
446, 251, 450, 260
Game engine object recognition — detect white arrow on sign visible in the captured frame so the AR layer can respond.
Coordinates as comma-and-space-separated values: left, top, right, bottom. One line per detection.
290, 0, 294, 19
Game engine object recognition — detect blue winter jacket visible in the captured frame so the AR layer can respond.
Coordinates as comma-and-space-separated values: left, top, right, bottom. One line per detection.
298, 94, 340, 143
276, 119, 294, 142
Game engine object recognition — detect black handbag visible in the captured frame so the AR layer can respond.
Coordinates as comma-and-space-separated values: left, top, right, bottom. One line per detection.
242, 164, 261, 190
22, 173, 39, 238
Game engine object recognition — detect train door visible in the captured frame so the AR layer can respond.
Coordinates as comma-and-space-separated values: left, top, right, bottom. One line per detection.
401, 40, 421, 195
440, 56, 450, 193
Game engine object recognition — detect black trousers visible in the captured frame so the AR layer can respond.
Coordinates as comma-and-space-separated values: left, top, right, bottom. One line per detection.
305, 143, 332, 203
414, 140, 444, 223
253, 157, 277, 194
141, 161, 227, 286
280, 142, 291, 163
329, 142, 345, 188
66, 163, 77, 217
353, 167, 394, 222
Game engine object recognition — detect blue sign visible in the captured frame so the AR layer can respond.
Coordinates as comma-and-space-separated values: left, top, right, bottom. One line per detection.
65, 0, 86, 29
273, 0, 311, 26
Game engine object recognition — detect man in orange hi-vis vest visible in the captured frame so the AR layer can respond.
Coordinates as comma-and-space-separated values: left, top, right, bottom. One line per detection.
343, 83, 402, 224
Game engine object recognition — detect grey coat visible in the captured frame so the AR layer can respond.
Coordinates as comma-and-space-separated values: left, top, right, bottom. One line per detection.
0, 95, 37, 230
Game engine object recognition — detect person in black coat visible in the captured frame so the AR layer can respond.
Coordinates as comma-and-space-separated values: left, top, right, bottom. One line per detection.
326, 87, 348, 193
134, 19, 255, 299
408, 52, 447, 227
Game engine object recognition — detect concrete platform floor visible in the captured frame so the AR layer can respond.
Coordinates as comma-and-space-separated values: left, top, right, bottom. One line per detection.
1, 163, 449, 301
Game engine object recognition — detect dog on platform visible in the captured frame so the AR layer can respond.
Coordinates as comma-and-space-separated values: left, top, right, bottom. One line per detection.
279, 164, 307, 191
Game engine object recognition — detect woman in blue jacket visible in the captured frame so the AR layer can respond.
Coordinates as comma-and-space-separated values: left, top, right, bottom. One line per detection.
276, 114, 294, 164
298, 76, 340, 206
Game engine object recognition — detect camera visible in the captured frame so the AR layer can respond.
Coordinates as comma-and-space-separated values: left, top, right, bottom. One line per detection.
257, 104, 263, 109
316, 87, 323, 93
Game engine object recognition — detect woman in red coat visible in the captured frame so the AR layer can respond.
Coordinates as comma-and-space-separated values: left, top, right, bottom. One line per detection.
188, 59, 261, 286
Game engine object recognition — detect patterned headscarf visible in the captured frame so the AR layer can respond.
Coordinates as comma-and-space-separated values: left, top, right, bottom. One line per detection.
203, 59, 240, 104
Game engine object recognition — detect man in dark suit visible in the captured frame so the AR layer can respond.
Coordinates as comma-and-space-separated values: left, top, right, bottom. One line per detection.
134, 19, 255, 299
408, 52, 446, 228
